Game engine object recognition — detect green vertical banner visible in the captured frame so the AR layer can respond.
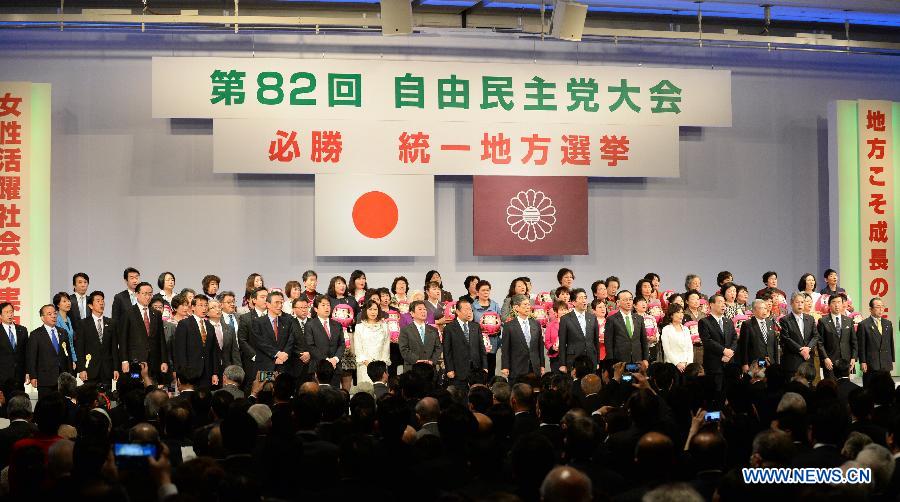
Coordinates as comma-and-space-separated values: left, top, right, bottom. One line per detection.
834, 99, 899, 376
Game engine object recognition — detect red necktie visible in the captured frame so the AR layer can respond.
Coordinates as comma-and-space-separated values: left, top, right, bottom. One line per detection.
272, 318, 279, 341
142, 307, 150, 336
323, 318, 331, 339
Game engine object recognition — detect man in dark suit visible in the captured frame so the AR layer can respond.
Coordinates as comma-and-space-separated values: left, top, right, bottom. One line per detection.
778, 292, 819, 376
833, 359, 860, 406
111, 267, 141, 323
27, 305, 72, 399
860, 297, 895, 385
250, 291, 298, 379
817, 293, 856, 380
442, 298, 487, 388
398, 300, 441, 372
118, 282, 169, 378
699, 293, 738, 393
739, 299, 779, 371
604, 290, 648, 367
69, 272, 90, 322
500, 295, 544, 381
237, 286, 268, 383
558, 288, 598, 374
367, 360, 389, 399
173, 295, 220, 387
510, 382, 538, 440
206, 298, 241, 370
74, 291, 119, 388
287, 297, 312, 381
0, 395, 36, 470
304, 295, 344, 387
0, 302, 27, 394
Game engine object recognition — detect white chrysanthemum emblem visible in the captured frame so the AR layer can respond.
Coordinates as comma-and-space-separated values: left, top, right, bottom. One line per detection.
506, 189, 557, 242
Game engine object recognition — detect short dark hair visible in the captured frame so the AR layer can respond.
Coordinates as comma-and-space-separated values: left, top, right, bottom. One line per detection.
554, 286, 570, 297
456, 297, 472, 310
463, 275, 480, 291
135, 282, 153, 294
556, 268, 574, 284
762, 271, 777, 283
87, 290, 104, 306
265, 291, 284, 303
605, 276, 620, 287
797, 273, 816, 292
716, 271, 733, 286
390, 276, 408, 295
476, 280, 491, 291
367, 360, 387, 383
171, 294, 187, 311
870, 297, 883, 308
615, 289, 632, 300
191, 294, 209, 307
123, 267, 140, 280
833, 358, 850, 378
201, 274, 221, 293
157, 272, 174, 290
570, 288, 587, 301
409, 300, 426, 313
313, 294, 330, 309
52, 292, 69, 309
291, 297, 309, 308
828, 293, 848, 305
709, 293, 725, 304
302, 270, 317, 282
72, 272, 89, 286
316, 359, 335, 384
824, 268, 838, 279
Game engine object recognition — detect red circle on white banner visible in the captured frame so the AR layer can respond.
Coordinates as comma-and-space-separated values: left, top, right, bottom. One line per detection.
352, 191, 399, 238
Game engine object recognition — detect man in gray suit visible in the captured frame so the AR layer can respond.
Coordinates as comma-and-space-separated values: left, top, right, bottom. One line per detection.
398, 301, 442, 372
860, 297, 895, 385
208, 299, 241, 369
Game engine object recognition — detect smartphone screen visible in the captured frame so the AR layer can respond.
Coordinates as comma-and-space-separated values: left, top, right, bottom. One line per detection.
622, 374, 633, 383
625, 363, 640, 373
757, 359, 767, 368
704, 411, 721, 422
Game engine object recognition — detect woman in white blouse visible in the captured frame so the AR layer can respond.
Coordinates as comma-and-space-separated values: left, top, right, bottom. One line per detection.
354, 299, 391, 385
661, 303, 693, 372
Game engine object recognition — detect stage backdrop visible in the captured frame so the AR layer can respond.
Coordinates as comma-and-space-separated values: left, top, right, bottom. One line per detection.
2, 30, 900, 326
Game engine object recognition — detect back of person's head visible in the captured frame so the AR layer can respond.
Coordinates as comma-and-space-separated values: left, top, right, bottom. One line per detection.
75, 384, 99, 410
510, 383, 534, 411
223, 365, 245, 387
643, 483, 704, 502
650, 363, 678, 392
128, 422, 160, 443
795, 361, 816, 383
537, 389, 566, 425
468, 385, 493, 414
273, 373, 295, 402
161, 402, 193, 440
777, 391, 807, 414
7, 394, 32, 420
34, 391, 67, 435
849, 388, 875, 419
491, 381, 511, 405
411, 362, 435, 389
47, 438, 74, 480
811, 401, 848, 446
144, 389, 169, 421
375, 395, 410, 443
572, 355, 593, 379
751, 429, 794, 467
291, 392, 322, 430
580, 374, 601, 397
221, 408, 258, 455
539, 466, 592, 502
366, 360, 387, 383
399, 370, 425, 401
869, 371, 895, 405
414, 396, 440, 424
72, 439, 111, 480
58, 373, 77, 399
627, 389, 660, 430
635, 431, 674, 472
210, 390, 235, 421
349, 392, 376, 434
843, 431, 874, 460
689, 431, 727, 471
171, 456, 227, 502
833, 358, 851, 379
315, 359, 335, 385
486, 403, 514, 440
438, 403, 477, 448
564, 416, 597, 462
510, 433, 555, 490
855, 443, 896, 494
319, 387, 347, 422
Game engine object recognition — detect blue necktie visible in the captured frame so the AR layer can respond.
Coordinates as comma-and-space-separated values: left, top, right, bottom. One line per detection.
7, 326, 14, 350
522, 320, 531, 346
418, 324, 425, 345
50, 328, 59, 353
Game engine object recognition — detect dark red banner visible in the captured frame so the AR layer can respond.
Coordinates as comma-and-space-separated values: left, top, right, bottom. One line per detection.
473, 176, 588, 256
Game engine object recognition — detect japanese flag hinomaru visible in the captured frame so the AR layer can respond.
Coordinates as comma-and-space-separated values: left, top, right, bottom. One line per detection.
315, 174, 435, 256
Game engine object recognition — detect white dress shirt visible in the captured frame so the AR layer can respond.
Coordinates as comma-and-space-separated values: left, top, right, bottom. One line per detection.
661, 324, 693, 365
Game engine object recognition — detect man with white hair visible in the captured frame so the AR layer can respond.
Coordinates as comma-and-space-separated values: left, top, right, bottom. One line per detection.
215, 365, 245, 400
739, 299, 779, 373
856, 443, 896, 497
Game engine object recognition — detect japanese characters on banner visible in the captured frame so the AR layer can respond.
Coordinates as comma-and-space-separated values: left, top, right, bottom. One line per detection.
215, 119, 678, 177
0, 83, 29, 325
153, 57, 733, 177
859, 100, 894, 316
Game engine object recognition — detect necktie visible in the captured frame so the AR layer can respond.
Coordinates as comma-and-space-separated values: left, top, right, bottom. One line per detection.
272, 318, 279, 341
323, 318, 331, 339
835, 316, 841, 333
142, 307, 150, 336
522, 320, 531, 346
79, 297, 86, 319
130, 292, 137, 305
214, 323, 224, 349
97, 318, 103, 344
200, 319, 208, 345
7, 326, 14, 350
796, 315, 804, 334
877, 318, 883, 335
227, 314, 236, 332
717, 317, 723, 332
624, 314, 633, 338
760, 320, 768, 344
418, 324, 425, 345
50, 328, 60, 354
463, 322, 469, 343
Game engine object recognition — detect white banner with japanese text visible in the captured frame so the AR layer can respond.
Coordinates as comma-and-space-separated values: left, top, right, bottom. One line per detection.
152, 57, 731, 127
0, 83, 30, 325
213, 119, 678, 177
858, 100, 894, 315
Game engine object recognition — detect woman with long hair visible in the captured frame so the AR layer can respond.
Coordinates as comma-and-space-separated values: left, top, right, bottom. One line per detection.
242, 273, 264, 308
